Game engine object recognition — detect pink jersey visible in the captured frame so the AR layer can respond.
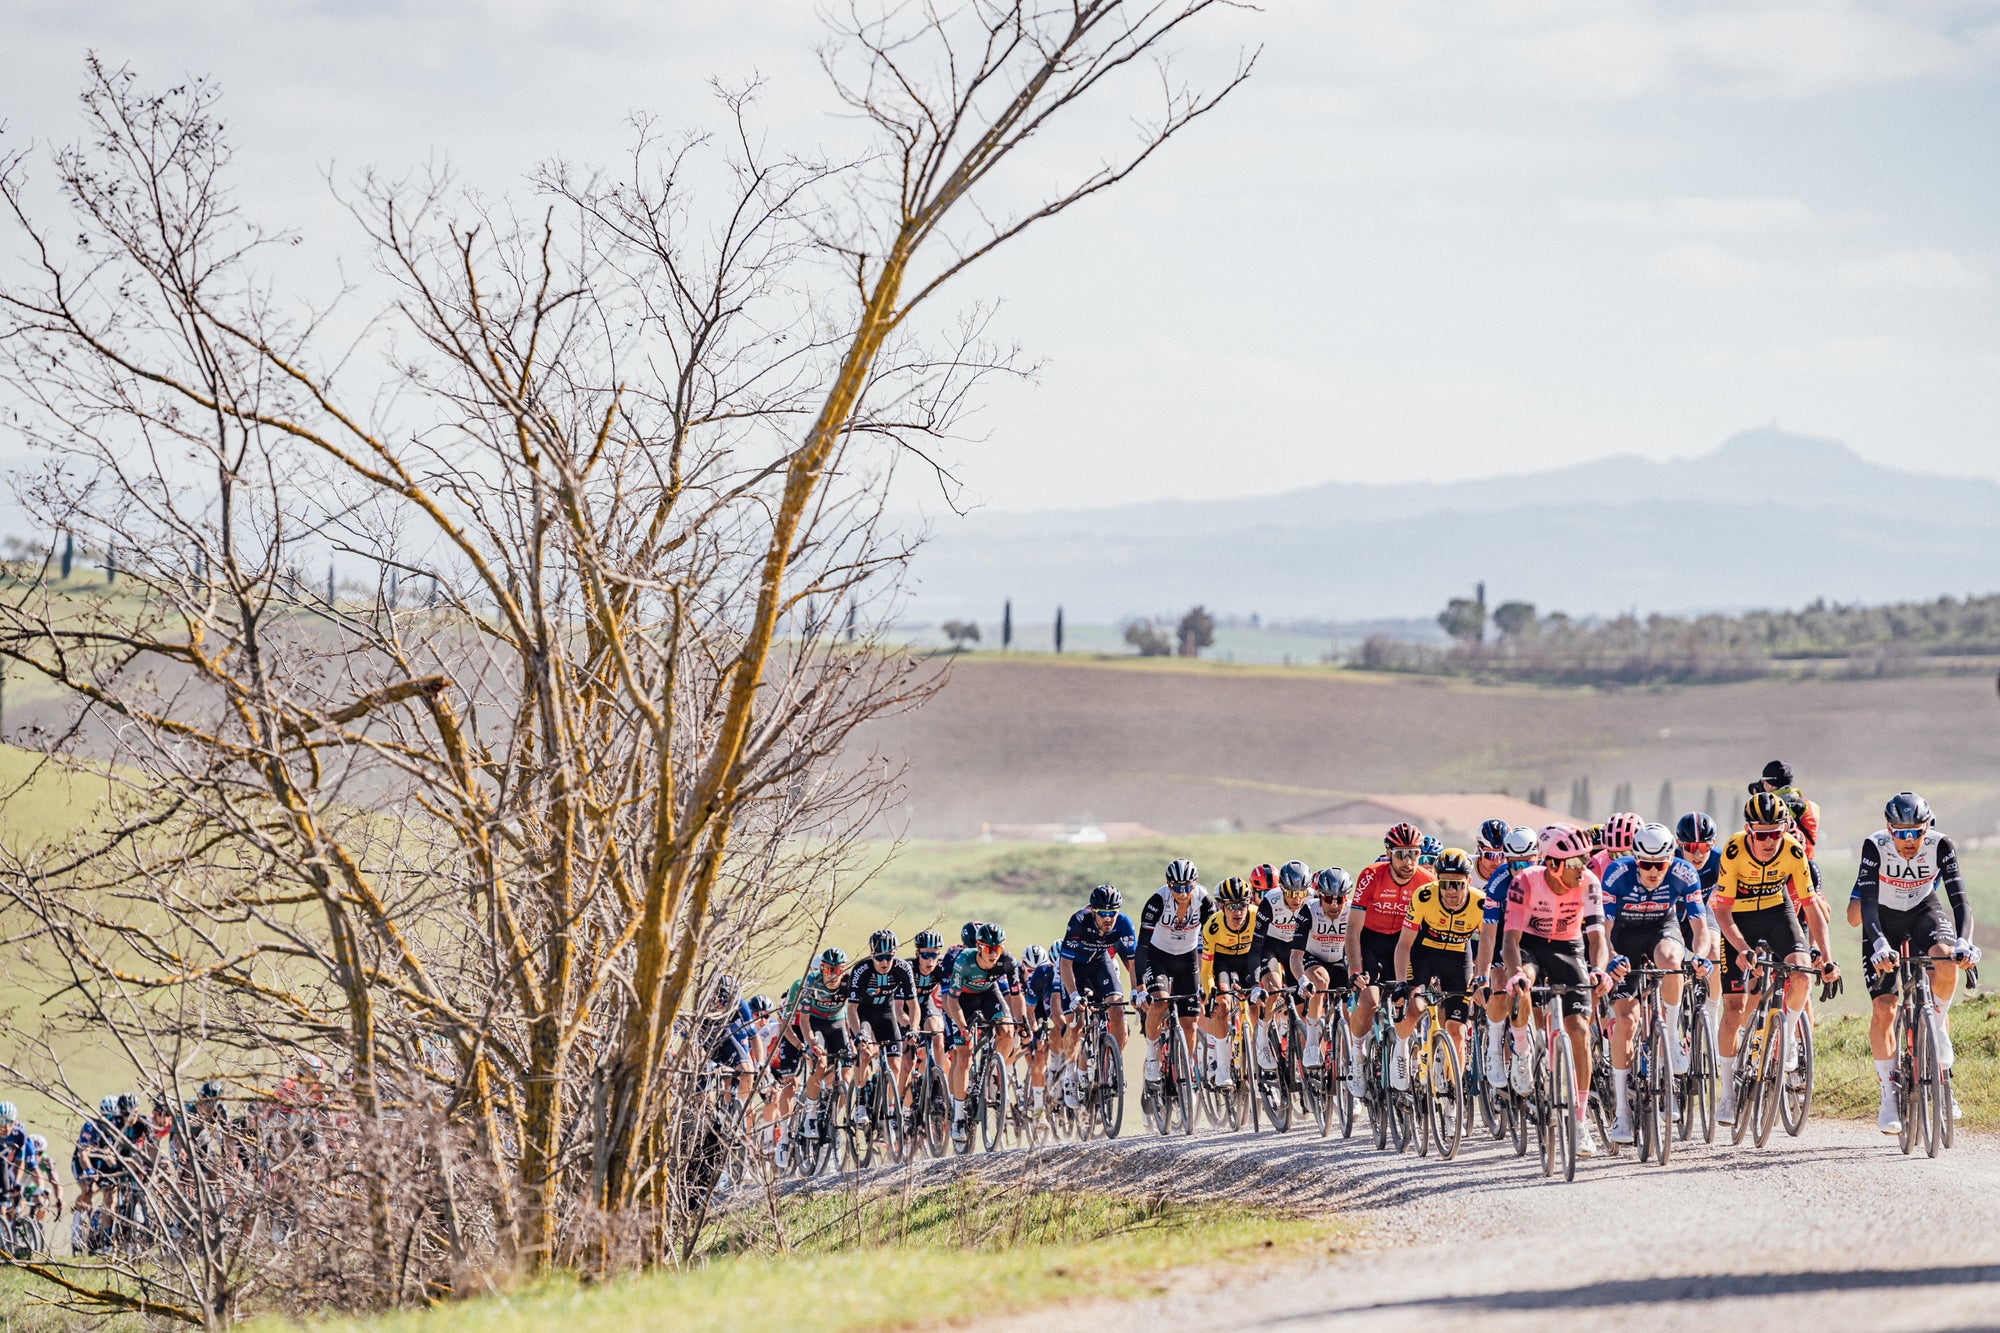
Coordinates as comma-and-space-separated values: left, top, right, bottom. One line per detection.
1503, 865, 1605, 943
1588, 849, 1614, 882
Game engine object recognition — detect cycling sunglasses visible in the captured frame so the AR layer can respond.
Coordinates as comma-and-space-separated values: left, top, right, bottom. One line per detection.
1388, 847, 1420, 858
1552, 855, 1588, 871
1636, 859, 1671, 872
1889, 826, 1927, 841
1679, 841, 1711, 856
917, 950, 940, 960
1747, 826, 1784, 842
1092, 910, 1118, 920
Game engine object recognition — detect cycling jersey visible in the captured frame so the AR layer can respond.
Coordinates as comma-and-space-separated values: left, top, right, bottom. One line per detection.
1197, 902, 1268, 991
1262, 889, 1308, 948
1402, 882, 1485, 948
1600, 856, 1708, 923
1502, 866, 1605, 944
1135, 885, 1212, 978
1022, 962, 1062, 1010
0, 1124, 38, 1193
1855, 828, 1972, 952
1058, 908, 1138, 967
1713, 831, 1816, 913
1480, 865, 1525, 929
844, 957, 917, 1008
1297, 897, 1350, 965
948, 948, 1019, 996
1352, 862, 1434, 935
788, 972, 848, 1022
1689, 847, 1721, 893
909, 956, 949, 1008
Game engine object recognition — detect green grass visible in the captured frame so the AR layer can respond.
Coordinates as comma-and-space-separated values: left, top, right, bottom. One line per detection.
1810, 987, 2000, 1130
264, 1186, 1347, 1333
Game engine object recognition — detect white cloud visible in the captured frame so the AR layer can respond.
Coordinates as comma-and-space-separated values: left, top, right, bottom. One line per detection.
1836, 247, 1986, 290
1649, 241, 1769, 288
1564, 195, 1820, 233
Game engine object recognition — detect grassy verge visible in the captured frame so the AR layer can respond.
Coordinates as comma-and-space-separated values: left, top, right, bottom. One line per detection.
1812, 987, 2000, 1130
266, 1185, 1347, 1333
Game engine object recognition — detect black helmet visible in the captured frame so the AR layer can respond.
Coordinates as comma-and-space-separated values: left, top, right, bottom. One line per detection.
1278, 859, 1310, 891
1433, 848, 1475, 880
1088, 884, 1122, 912
197, 1081, 224, 1101
1675, 812, 1716, 844
1313, 867, 1352, 897
868, 928, 899, 958
1744, 791, 1789, 827
116, 1092, 139, 1117
746, 994, 774, 1017
1884, 791, 1932, 830
960, 922, 981, 947
913, 929, 944, 951
710, 973, 740, 1006
1164, 858, 1198, 887
974, 922, 1006, 947
1478, 818, 1511, 851
1214, 876, 1251, 907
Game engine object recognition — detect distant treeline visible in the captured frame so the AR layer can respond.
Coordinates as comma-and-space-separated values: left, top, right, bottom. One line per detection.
1358, 591, 2000, 685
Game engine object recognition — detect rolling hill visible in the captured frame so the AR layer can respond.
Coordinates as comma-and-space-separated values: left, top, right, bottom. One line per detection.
901, 428, 2000, 623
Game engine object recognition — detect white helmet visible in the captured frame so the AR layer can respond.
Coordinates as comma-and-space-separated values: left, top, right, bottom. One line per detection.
1632, 823, 1677, 861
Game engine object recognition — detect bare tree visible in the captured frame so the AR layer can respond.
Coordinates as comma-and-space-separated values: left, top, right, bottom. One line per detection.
0, 0, 1250, 1317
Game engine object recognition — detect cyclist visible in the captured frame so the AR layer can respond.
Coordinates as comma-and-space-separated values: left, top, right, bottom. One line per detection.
1602, 822, 1712, 1144
698, 974, 767, 1105
1418, 835, 1443, 868
1136, 859, 1210, 1099
1248, 863, 1278, 900
1751, 759, 1820, 853
1391, 849, 1483, 1088
1057, 885, 1137, 1106
1856, 791, 1976, 1132
1676, 812, 1721, 890
908, 928, 952, 1078
845, 931, 917, 1124
23, 1133, 60, 1230
785, 947, 854, 1139
943, 923, 1026, 1146
1291, 867, 1354, 1071
1591, 811, 1642, 880
1256, 860, 1312, 1072
1711, 791, 1840, 1126
71, 1097, 124, 1251
0, 1102, 38, 1232
1501, 825, 1614, 1159
1018, 944, 1062, 1114
1474, 826, 1538, 1091
1196, 877, 1268, 1088
1343, 823, 1436, 1097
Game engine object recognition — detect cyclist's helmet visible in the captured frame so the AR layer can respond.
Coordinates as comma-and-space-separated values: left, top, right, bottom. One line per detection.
0, 1101, 16, 1125
1248, 863, 1277, 893
1214, 876, 1251, 907
1021, 944, 1050, 968
1885, 791, 1933, 830
197, 1080, 224, 1101
868, 929, 899, 958
1538, 825, 1592, 862
974, 922, 1006, 947
913, 929, 944, 951
1603, 812, 1642, 855
1432, 848, 1474, 880
1384, 822, 1423, 850
297, 1052, 326, 1079
1743, 791, 1789, 828
1501, 825, 1538, 861
1278, 859, 1310, 893
1675, 812, 1716, 845
819, 946, 849, 969
115, 1093, 139, 1117
960, 922, 982, 947
1164, 858, 1198, 887
1631, 823, 1676, 861
1587, 823, 1605, 850
28, 1133, 46, 1153
1088, 884, 1122, 912
1477, 818, 1511, 852
1313, 867, 1352, 898
99, 1096, 120, 1117
710, 973, 740, 1006
746, 994, 774, 1017
1418, 835, 1443, 865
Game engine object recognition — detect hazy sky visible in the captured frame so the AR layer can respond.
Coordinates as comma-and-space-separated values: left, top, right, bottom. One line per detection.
6, 1, 1999, 514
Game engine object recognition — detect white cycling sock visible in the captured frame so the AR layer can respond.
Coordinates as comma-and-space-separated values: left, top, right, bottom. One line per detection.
1612, 1066, 1629, 1119
1509, 1024, 1531, 1053
1486, 1021, 1505, 1066
1874, 1057, 1894, 1089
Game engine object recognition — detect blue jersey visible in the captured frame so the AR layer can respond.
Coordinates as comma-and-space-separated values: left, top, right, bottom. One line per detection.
1023, 962, 1061, 1008
1482, 866, 1526, 927
1692, 847, 1722, 893
0, 1124, 38, 1181
1058, 909, 1137, 967
1601, 855, 1708, 923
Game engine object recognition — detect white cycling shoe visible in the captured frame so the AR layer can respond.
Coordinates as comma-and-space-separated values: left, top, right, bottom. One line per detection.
1607, 1113, 1635, 1145
1508, 1049, 1533, 1096
1576, 1119, 1600, 1158
1877, 1091, 1901, 1135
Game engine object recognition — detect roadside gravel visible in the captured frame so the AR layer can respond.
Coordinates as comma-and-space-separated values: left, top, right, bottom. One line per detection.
949, 1117, 2000, 1331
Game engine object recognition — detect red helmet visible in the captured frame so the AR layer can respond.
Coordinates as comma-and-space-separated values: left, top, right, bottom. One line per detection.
1603, 812, 1642, 855
1248, 863, 1277, 893
1384, 822, 1423, 850
1538, 824, 1592, 862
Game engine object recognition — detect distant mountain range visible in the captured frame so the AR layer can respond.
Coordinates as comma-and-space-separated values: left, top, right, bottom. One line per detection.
899, 429, 2000, 623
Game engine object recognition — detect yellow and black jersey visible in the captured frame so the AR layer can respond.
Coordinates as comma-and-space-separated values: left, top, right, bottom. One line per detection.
1402, 882, 1485, 949
1714, 831, 1817, 914
1198, 901, 1268, 990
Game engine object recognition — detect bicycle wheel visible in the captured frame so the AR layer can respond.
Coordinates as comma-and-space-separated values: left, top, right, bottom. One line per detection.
1751, 1011, 1784, 1149
791, 1098, 823, 1177
1167, 1018, 1196, 1135
1259, 1021, 1292, 1133
1919, 1009, 1941, 1159
1587, 1024, 1618, 1159
1939, 1051, 1956, 1152
1896, 1002, 1920, 1156
1095, 1028, 1125, 1140
978, 1050, 1007, 1152
1781, 1014, 1813, 1138
1145, 1032, 1172, 1137
1429, 1028, 1464, 1160
1550, 1029, 1578, 1182
1332, 1026, 1355, 1139
845, 1076, 876, 1170
1647, 1017, 1673, 1167
1729, 1031, 1754, 1147
879, 1069, 908, 1163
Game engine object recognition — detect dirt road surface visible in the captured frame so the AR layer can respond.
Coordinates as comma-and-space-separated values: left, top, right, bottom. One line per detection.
959, 1117, 2000, 1332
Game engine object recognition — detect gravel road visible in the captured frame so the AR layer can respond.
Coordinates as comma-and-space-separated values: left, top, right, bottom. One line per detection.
953, 1115, 2000, 1332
